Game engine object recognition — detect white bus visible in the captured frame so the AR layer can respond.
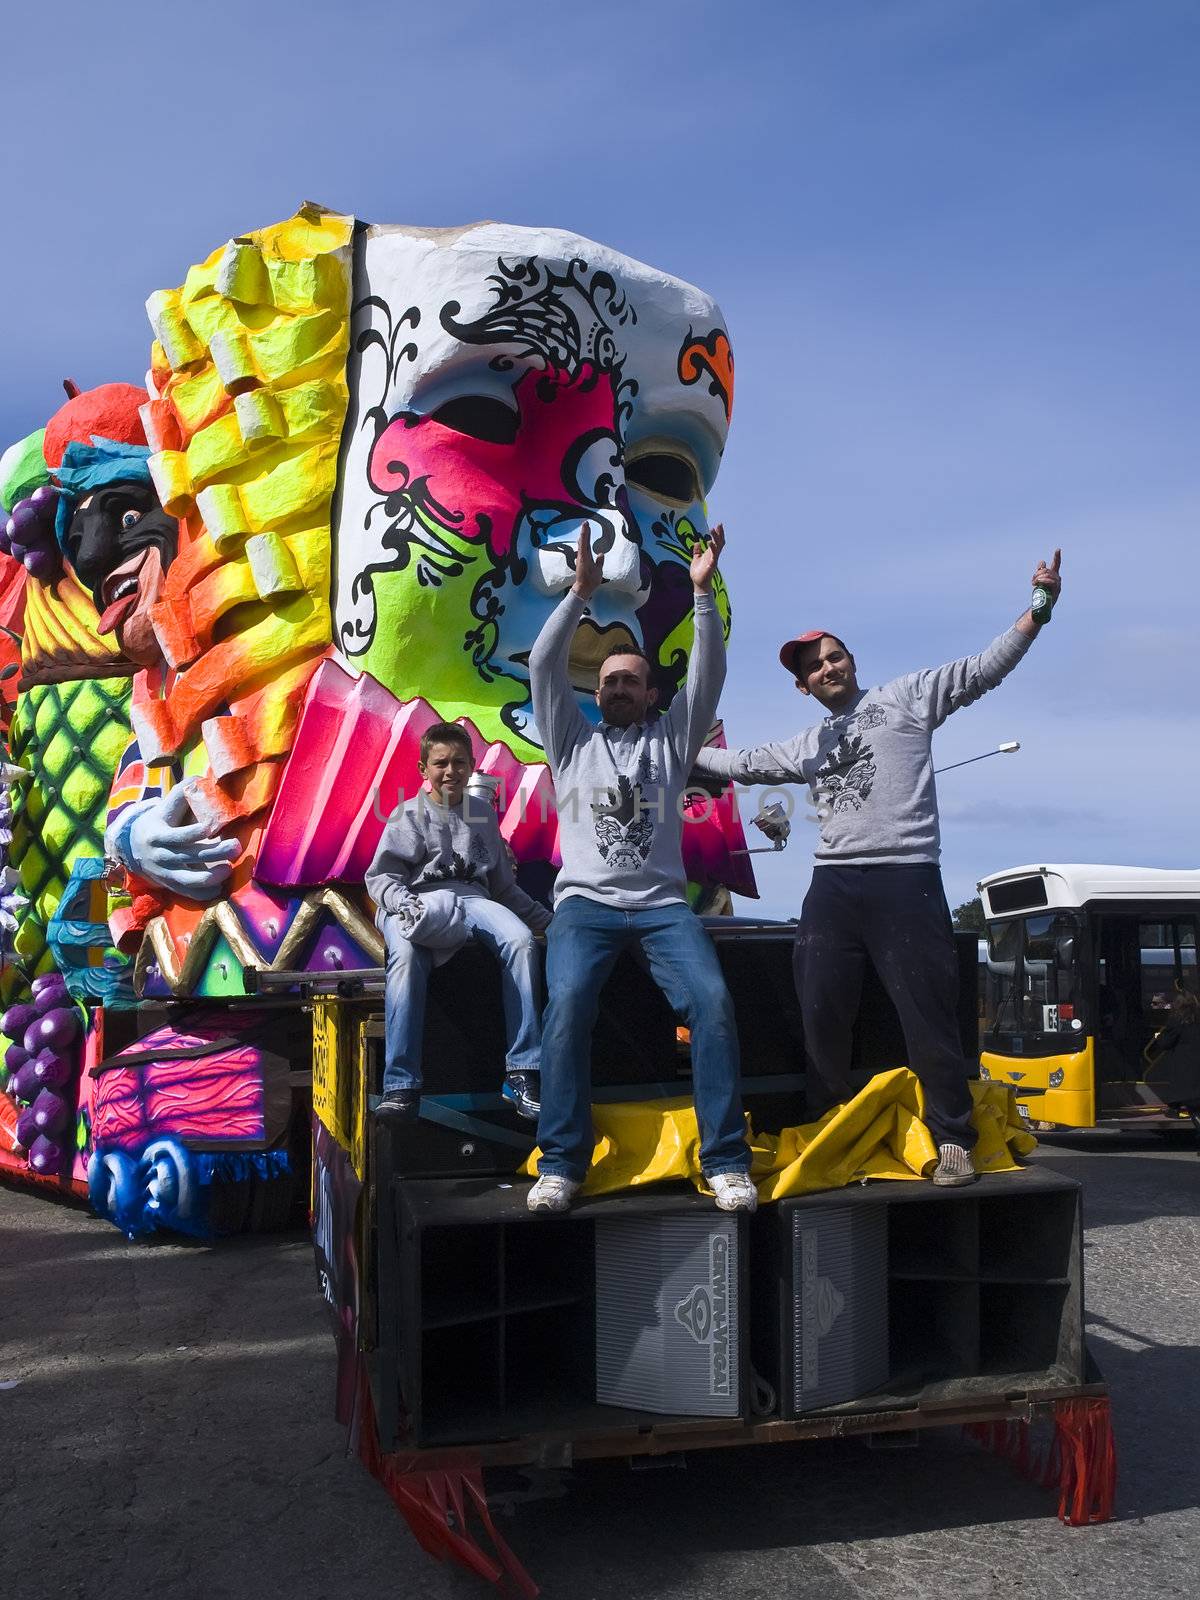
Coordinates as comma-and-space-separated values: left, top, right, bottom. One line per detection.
977, 864, 1199, 1127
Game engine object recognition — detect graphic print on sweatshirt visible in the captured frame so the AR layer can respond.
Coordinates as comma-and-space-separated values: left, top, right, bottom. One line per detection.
591, 748, 661, 870
813, 731, 877, 815
415, 829, 491, 890
851, 703, 888, 733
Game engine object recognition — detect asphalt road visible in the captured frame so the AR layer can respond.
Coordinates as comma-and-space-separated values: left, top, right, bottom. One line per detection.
2, 1132, 1197, 1600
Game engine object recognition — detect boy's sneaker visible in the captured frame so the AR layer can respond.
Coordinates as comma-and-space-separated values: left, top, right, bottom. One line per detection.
501, 1071, 541, 1122
526, 1174, 582, 1214
709, 1171, 758, 1212
932, 1143, 978, 1186
375, 1088, 421, 1123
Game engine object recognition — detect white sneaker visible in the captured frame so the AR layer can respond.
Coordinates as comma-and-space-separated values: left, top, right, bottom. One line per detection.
526, 1174, 582, 1214
709, 1171, 758, 1213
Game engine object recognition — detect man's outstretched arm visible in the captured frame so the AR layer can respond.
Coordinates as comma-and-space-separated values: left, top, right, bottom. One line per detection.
903, 549, 1063, 729
681, 523, 820, 783
665, 523, 728, 768
692, 732, 811, 786
527, 525, 599, 772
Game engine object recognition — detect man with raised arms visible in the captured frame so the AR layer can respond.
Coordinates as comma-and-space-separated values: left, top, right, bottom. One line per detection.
525, 523, 755, 1215
693, 552, 1063, 1186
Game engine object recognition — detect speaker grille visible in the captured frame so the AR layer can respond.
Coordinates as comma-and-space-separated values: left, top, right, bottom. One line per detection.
595, 1215, 741, 1416
791, 1206, 888, 1411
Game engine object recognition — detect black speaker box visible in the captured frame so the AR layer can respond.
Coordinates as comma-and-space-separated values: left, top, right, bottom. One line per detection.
752, 1170, 1084, 1418
381, 1178, 750, 1448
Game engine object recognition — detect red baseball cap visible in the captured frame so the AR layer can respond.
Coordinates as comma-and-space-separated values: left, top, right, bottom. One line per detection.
778, 630, 847, 677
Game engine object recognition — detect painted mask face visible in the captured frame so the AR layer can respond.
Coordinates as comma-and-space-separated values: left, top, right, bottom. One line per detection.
64, 483, 178, 667
333, 224, 733, 754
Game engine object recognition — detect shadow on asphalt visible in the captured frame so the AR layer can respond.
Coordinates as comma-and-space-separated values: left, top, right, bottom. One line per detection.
1034, 1127, 1198, 1159
504, 1432, 1064, 1591
0, 1199, 1087, 1599
1031, 1139, 1198, 1225
1078, 1322, 1200, 1520
5, 1140, 1199, 1600
486, 1137, 1200, 1578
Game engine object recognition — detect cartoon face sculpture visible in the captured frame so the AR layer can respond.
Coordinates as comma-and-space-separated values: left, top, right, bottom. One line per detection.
63, 483, 178, 668
333, 224, 734, 752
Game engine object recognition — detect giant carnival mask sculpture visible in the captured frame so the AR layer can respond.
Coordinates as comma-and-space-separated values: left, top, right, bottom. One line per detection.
334, 224, 735, 743
0, 207, 753, 1234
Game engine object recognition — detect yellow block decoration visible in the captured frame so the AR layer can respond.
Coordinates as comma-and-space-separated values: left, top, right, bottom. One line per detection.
521, 1072, 1038, 1200
141, 203, 354, 781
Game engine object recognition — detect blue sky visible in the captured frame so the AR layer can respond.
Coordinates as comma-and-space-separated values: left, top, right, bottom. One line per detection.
2, 0, 1197, 917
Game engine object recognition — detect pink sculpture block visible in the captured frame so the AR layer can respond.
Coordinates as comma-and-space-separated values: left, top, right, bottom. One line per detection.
257, 658, 758, 898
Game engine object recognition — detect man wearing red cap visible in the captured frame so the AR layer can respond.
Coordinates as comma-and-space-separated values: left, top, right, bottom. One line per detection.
693, 552, 1062, 1185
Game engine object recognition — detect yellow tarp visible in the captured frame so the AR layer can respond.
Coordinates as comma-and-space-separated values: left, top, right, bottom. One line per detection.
521, 1070, 1037, 1200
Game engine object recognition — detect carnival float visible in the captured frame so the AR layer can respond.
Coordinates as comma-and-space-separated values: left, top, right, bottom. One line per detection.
1, 210, 1112, 1591
0, 206, 753, 1235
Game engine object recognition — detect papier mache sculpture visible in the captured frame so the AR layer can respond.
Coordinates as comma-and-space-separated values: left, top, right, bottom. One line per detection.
0, 206, 755, 1235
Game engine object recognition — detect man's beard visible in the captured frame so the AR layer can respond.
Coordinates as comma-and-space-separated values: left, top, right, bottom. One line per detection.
601, 696, 644, 726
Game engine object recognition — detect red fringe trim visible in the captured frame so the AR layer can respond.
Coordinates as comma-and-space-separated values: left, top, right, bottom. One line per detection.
966, 1396, 1117, 1525
353, 1364, 538, 1597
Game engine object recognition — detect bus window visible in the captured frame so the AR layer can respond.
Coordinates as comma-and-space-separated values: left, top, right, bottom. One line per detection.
983, 911, 1084, 1047
1139, 920, 1199, 1025
984, 919, 1022, 1036
1025, 913, 1078, 1032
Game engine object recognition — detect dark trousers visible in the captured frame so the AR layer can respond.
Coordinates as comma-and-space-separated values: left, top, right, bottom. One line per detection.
793, 864, 977, 1150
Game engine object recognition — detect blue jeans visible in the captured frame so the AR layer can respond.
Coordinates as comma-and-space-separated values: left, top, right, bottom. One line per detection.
536, 896, 749, 1183
382, 899, 542, 1092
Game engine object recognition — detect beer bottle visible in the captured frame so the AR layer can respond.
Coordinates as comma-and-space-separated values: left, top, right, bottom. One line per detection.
1031, 583, 1055, 625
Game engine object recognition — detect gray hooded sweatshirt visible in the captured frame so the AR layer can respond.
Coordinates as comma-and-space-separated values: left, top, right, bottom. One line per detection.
366, 791, 551, 962
692, 628, 1032, 866
529, 588, 725, 909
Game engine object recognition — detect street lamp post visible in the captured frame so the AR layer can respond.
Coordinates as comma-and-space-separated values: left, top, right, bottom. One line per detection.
934, 741, 1020, 775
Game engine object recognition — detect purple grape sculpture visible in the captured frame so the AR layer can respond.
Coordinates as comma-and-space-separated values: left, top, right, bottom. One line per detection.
5, 1040, 31, 1074
2, 1002, 39, 1040
30, 1049, 73, 1090
3, 972, 85, 1173
0, 484, 62, 582
31, 1088, 68, 1136
31, 972, 70, 1004
11, 1062, 41, 1103
24, 1005, 82, 1057
16, 1105, 39, 1149
28, 1135, 66, 1175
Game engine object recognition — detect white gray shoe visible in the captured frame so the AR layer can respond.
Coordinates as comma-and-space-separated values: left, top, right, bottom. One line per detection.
526, 1174, 582, 1214
932, 1143, 978, 1186
709, 1171, 758, 1212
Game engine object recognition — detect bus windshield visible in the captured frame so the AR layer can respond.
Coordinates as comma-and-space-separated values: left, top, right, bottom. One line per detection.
984, 910, 1085, 1051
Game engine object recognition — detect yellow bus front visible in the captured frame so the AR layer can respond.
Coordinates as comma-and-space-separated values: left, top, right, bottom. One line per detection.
979, 1038, 1097, 1129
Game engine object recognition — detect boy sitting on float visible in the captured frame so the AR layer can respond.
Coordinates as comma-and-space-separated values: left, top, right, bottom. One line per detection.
366, 722, 551, 1122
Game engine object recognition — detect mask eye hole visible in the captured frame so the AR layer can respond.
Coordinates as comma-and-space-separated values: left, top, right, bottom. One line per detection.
120, 509, 142, 530
625, 452, 699, 505
429, 395, 519, 444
